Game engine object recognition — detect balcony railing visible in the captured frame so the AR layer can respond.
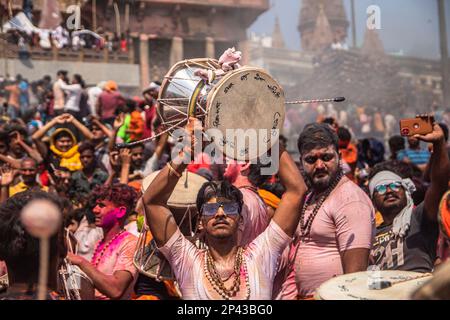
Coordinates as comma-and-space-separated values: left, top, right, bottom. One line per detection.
3, 42, 133, 64
142, 0, 269, 9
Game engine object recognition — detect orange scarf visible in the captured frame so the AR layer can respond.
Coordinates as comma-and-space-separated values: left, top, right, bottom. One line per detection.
258, 189, 281, 209
439, 190, 450, 240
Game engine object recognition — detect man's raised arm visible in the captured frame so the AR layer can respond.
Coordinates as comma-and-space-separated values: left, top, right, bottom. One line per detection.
272, 146, 307, 237
142, 118, 199, 247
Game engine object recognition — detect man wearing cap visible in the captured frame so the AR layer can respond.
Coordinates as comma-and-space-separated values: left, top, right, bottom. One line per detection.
368, 122, 450, 272
96, 81, 124, 126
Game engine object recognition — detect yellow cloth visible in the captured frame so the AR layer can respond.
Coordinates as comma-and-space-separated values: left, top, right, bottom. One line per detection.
49, 128, 82, 171
9, 181, 48, 197
258, 189, 281, 209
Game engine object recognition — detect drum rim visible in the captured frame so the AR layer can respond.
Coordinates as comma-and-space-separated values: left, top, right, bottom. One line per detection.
133, 238, 175, 282
315, 270, 432, 300
157, 58, 221, 135
159, 58, 220, 99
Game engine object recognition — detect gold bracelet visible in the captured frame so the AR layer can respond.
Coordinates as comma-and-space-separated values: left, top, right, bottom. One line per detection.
167, 162, 182, 178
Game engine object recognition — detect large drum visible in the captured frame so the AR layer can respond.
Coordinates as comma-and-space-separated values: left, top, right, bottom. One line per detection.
0, 273, 8, 293
315, 270, 432, 300
58, 261, 95, 300
133, 170, 208, 281
58, 230, 95, 300
158, 58, 285, 161
412, 260, 450, 300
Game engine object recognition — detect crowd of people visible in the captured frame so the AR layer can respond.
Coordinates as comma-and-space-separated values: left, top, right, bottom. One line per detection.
0, 64, 449, 301
4, 26, 130, 57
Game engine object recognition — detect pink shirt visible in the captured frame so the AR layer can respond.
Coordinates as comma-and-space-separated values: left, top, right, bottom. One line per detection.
277, 176, 375, 299
98, 91, 123, 120
159, 220, 292, 300
238, 188, 270, 246
92, 231, 138, 300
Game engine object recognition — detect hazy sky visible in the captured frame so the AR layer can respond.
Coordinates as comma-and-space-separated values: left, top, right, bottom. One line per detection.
249, 0, 450, 60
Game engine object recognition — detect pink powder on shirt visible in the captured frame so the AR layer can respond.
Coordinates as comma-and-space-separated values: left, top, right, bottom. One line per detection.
277, 176, 375, 299
238, 188, 270, 246
92, 232, 138, 300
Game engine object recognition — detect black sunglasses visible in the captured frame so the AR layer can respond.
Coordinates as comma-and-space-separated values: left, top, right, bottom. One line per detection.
201, 202, 240, 218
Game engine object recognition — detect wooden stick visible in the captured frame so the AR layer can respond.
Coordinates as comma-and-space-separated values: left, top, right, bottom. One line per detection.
114, 2, 121, 36
37, 237, 49, 300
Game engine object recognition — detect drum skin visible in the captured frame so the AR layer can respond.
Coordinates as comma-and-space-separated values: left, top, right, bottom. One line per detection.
206, 67, 285, 161
412, 260, 450, 300
158, 59, 286, 161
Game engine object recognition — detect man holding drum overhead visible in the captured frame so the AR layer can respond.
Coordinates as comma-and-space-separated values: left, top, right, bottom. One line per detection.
142, 117, 307, 300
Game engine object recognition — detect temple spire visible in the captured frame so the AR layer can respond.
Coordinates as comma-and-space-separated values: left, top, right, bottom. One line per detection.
361, 28, 385, 58
309, 4, 333, 52
272, 16, 285, 49
299, 0, 348, 51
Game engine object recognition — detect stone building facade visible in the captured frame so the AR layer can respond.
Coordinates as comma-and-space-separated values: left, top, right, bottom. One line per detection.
248, 0, 444, 113
2, 0, 269, 90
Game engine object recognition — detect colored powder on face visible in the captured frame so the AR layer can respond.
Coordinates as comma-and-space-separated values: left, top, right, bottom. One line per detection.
99, 208, 122, 229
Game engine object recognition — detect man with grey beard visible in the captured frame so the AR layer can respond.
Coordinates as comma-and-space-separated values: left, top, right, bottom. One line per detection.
275, 123, 375, 300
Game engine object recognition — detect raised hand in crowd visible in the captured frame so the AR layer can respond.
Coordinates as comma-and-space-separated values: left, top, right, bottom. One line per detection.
89, 115, 113, 139
9, 130, 43, 164
0, 165, 17, 203
119, 148, 131, 184
0, 165, 16, 187
415, 122, 450, 220
48, 167, 72, 198
32, 113, 94, 159
114, 113, 125, 131
108, 113, 125, 152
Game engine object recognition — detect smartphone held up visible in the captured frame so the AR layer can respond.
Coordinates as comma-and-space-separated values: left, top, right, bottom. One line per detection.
399, 115, 434, 137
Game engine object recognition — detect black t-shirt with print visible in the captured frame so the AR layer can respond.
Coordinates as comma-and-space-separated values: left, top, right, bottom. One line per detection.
370, 203, 439, 272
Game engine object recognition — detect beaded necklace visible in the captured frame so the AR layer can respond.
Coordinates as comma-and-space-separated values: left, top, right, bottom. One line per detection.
203, 247, 250, 300
299, 171, 343, 239
91, 229, 125, 267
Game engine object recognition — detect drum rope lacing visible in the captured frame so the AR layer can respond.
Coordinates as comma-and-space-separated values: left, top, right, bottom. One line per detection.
134, 170, 200, 283
59, 228, 91, 300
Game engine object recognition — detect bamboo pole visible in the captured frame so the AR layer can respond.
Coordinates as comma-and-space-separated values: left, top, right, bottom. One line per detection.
438, 0, 450, 107
92, 0, 97, 31
114, 1, 121, 36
